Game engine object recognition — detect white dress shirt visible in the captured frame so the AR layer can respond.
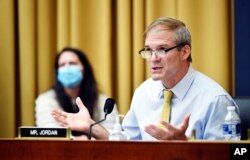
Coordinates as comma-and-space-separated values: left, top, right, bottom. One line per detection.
122, 66, 238, 140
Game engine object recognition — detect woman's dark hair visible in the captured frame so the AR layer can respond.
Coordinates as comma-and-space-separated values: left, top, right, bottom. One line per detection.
54, 47, 98, 119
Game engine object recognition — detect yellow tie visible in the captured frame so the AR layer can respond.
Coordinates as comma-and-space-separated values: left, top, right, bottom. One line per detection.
159, 90, 173, 128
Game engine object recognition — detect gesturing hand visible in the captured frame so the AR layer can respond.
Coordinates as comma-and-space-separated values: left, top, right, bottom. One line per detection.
51, 97, 94, 132
145, 114, 191, 140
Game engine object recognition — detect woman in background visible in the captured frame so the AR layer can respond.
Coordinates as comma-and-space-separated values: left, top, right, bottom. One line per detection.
35, 47, 118, 139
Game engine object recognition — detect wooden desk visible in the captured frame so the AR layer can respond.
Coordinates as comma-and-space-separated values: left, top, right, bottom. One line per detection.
0, 139, 248, 160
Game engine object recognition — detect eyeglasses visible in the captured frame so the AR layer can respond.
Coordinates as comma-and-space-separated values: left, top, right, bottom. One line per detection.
139, 43, 186, 59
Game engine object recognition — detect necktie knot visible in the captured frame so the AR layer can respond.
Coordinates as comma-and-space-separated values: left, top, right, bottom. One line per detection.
164, 90, 173, 103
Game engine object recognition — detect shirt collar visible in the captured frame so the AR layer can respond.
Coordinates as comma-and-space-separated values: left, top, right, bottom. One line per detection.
157, 65, 196, 100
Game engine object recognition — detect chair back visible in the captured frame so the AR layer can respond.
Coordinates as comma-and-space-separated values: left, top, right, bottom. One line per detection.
233, 96, 250, 140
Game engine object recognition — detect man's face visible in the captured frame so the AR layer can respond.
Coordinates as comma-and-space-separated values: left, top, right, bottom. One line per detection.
144, 26, 187, 86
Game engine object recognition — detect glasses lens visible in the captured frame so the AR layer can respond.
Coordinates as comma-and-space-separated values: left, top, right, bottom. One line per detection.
141, 51, 149, 58
155, 50, 166, 56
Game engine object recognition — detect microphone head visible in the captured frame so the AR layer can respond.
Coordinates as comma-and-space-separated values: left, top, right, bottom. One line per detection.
104, 98, 115, 114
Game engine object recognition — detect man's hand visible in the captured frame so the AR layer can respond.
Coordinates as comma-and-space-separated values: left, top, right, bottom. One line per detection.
145, 114, 191, 140
51, 97, 94, 132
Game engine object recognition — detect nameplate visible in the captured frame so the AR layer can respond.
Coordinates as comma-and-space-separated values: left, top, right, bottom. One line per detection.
18, 127, 70, 139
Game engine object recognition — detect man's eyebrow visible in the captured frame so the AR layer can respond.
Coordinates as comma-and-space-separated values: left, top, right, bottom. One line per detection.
144, 44, 170, 48
158, 44, 170, 48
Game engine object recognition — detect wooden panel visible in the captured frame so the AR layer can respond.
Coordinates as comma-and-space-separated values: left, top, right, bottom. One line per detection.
0, 139, 233, 160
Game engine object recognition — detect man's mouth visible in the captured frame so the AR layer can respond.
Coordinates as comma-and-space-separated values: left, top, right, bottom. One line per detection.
151, 67, 162, 72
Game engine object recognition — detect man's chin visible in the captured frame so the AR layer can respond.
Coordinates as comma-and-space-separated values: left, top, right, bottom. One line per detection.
151, 75, 161, 81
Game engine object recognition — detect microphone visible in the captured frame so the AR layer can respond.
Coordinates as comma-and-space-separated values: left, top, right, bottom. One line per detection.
88, 98, 115, 140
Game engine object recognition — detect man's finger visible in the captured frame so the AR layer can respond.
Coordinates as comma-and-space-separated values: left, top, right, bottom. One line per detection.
76, 97, 86, 110
145, 125, 163, 139
160, 121, 174, 130
51, 109, 67, 118
179, 113, 191, 131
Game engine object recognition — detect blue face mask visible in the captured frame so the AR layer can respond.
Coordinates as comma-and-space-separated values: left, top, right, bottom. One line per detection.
57, 65, 83, 88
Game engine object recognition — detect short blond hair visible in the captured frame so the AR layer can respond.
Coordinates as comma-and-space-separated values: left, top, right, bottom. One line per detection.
144, 17, 192, 61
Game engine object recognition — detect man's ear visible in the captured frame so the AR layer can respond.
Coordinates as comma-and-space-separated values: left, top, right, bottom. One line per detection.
181, 45, 191, 60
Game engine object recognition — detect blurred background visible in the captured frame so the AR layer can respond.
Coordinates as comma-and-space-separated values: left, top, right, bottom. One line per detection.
0, 0, 249, 138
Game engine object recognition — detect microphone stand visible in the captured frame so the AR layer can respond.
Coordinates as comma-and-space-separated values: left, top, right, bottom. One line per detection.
88, 109, 108, 140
